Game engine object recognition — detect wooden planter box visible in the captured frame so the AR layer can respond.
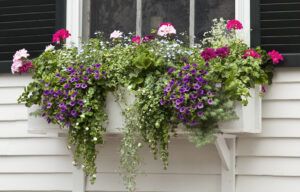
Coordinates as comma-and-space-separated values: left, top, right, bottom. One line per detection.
28, 87, 262, 135
219, 86, 262, 133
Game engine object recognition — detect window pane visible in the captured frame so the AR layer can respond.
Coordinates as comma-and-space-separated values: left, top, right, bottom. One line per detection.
142, 0, 189, 35
90, 0, 136, 37
195, 0, 235, 39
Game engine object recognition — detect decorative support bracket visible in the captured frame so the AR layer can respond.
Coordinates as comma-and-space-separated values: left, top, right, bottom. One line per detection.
72, 166, 86, 192
215, 134, 236, 192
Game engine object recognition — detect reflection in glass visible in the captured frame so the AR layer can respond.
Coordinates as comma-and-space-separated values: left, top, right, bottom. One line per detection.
90, 0, 136, 37
142, 0, 189, 35
195, 0, 235, 40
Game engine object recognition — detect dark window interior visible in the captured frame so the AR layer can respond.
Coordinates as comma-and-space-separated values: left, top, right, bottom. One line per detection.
90, 0, 136, 37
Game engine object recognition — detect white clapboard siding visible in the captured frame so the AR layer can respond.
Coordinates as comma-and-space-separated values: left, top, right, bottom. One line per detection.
0, 104, 28, 121
96, 139, 220, 174
237, 68, 300, 192
237, 176, 300, 192
87, 174, 220, 192
0, 173, 72, 191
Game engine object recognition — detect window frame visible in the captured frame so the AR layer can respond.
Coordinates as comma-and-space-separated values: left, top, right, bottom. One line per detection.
81, 0, 250, 46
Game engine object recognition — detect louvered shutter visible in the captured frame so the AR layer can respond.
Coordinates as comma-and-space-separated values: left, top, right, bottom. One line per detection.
251, 0, 300, 67
0, 0, 66, 73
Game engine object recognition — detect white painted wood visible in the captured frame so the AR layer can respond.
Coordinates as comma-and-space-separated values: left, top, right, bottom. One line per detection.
242, 119, 300, 138
0, 138, 69, 156
220, 86, 262, 133
0, 156, 72, 173
235, 0, 250, 45
237, 157, 300, 176
97, 139, 221, 174
0, 74, 32, 87
73, 166, 86, 192
27, 105, 65, 136
263, 83, 300, 100
0, 87, 23, 104
262, 100, 300, 118
0, 104, 27, 121
215, 135, 231, 170
87, 174, 220, 192
272, 68, 300, 83
189, 0, 195, 47
136, 0, 142, 36
66, 0, 83, 47
237, 176, 300, 192
237, 138, 300, 157
0, 173, 72, 191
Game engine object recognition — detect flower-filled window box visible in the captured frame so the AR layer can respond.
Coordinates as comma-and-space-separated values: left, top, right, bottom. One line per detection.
13, 19, 282, 191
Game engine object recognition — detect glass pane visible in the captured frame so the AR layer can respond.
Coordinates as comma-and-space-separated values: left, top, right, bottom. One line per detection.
195, 0, 235, 39
90, 0, 136, 37
142, 0, 189, 35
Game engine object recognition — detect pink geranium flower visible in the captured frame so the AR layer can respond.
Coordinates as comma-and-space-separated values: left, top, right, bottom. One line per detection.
11, 49, 33, 74
243, 49, 261, 59
226, 19, 243, 30
157, 22, 176, 37
13, 48, 29, 62
131, 35, 141, 44
268, 50, 284, 64
52, 29, 71, 43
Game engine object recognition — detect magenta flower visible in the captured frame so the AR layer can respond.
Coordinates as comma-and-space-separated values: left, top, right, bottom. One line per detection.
215, 47, 230, 58
142, 35, 155, 42
52, 29, 71, 43
131, 35, 141, 44
268, 50, 284, 64
201, 48, 217, 62
226, 19, 243, 30
243, 49, 261, 59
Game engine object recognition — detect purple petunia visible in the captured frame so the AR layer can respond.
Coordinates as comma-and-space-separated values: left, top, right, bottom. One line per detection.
207, 98, 213, 105
81, 83, 87, 89
71, 110, 78, 117
75, 83, 81, 88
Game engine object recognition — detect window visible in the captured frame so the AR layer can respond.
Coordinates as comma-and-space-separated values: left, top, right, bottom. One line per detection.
251, 0, 300, 67
0, 0, 66, 73
87, 0, 236, 45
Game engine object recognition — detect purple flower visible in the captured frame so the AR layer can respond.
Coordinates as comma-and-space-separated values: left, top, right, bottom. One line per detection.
71, 110, 78, 117
197, 102, 204, 109
192, 63, 198, 67
70, 77, 78, 83
83, 76, 89, 81
215, 47, 230, 58
180, 107, 186, 113
164, 86, 172, 93
182, 64, 190, 70
69, 101, 76, 106
43, 90, 50, 96
64, 84, 70, 89
160, 99, 165, 105
179, 87, 187, 93
190, 94, 198, 100
183, 74, 190, 83
201, 48, 217, 62
75, 83, 81, 88
46, 102, 52, 109
181, 57, 189, 63
81, 83, 87, 89
59, 103, 67, 111
167, 67, 175, 74
197, 111, 204, 117
190, 69, 196, 75
67, 67, 75, 73
86, 68, 93, 74
94, 74, 100, 80
77, 100, 84, 106
176, 98, 184, 105
193, 83, 201, 90
207, 98, 213, 105
94, 63, 101, 68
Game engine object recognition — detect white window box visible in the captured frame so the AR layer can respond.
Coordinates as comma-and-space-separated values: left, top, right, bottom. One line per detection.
219, 86, 262, 133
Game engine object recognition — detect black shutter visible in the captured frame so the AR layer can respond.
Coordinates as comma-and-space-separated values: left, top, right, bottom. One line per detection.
251, 0, 300, 67
0, 0, 66, 73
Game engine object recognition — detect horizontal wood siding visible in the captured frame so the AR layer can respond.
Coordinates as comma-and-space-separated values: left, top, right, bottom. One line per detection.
236, 68, 300, 192
0, 75, 72, 192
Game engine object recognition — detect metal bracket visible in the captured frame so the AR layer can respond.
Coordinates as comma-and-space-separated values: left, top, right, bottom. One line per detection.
215, 134, 236, 192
